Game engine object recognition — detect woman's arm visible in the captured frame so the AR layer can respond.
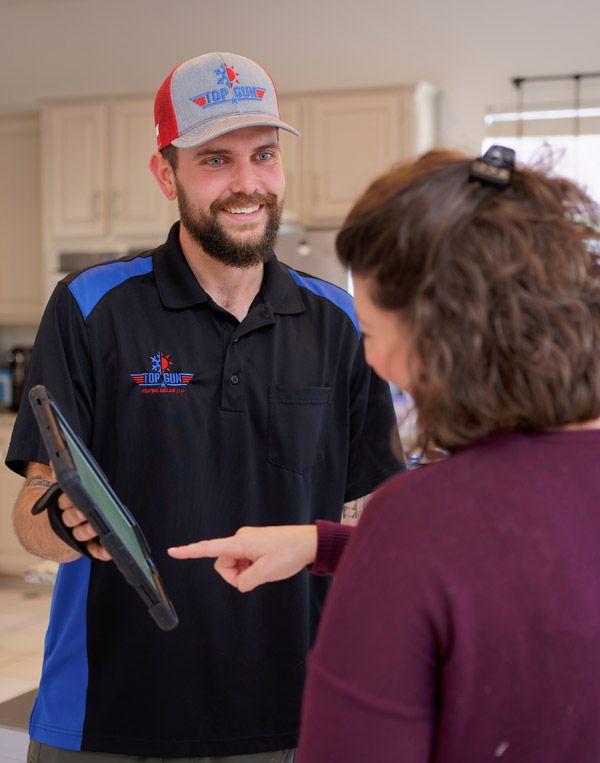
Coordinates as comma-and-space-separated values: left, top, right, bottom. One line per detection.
168, 521, 354, 591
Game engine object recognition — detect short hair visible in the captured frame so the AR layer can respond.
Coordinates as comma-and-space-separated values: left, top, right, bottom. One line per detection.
161, 144, 178, 170
337, 149, 600, 452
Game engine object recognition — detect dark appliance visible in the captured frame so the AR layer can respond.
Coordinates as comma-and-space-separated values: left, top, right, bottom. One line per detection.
6, 346, 33, 412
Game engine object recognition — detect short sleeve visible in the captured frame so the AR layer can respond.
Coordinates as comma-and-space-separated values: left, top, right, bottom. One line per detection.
6, 283, 94, 475
344, 337, 405, 502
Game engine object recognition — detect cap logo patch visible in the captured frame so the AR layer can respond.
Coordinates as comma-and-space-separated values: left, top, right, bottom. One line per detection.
131, 352, 194, 395
191, 64, 267, 110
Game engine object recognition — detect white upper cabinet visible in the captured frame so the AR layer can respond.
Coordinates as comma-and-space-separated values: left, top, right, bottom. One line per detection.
111, 98, 172, 237
279, 83, 438, 228
45, 103, 108, 237
278, 97, 304, 229
306, 89, 404, 226
0, 112, 43, 323
44, 97, 171, 240
43, 86, 437, 240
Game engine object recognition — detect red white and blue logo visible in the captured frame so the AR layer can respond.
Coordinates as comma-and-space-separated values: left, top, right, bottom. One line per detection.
191, 64, 267, 109
130, 353, 194, 395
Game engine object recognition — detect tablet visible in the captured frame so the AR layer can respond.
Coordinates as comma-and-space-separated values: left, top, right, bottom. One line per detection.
28, 384, 179, 631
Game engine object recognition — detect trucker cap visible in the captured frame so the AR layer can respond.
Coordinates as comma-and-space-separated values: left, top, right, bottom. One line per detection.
154, 52, 300, 151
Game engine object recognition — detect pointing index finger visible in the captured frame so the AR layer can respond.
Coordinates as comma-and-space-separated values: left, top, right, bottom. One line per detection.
167, 537, 242, 559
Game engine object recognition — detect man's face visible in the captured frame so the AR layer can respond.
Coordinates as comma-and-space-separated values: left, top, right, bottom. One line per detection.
172, 126, 286, 267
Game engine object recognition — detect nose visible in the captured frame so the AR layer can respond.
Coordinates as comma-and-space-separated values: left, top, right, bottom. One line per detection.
228, 160, 260, 196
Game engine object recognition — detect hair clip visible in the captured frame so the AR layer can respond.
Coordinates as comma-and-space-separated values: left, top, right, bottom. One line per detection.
469, 145, 516, 188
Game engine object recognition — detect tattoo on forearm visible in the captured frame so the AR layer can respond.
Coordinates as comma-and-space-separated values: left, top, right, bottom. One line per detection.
26, 475, 53, 490
342, 496, 368, 520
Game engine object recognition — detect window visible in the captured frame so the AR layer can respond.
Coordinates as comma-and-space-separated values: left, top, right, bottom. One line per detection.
483, 76, 600, 202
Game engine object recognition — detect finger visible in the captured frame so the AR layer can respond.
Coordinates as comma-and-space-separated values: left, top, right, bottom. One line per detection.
86, 541, 112, 562
57, 492, 76, 511
60, 508, 89, 528
168, 537, 244, 559
71, 522, 99, 543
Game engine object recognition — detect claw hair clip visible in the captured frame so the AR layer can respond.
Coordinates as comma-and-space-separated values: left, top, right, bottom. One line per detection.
469, 145, 516, 188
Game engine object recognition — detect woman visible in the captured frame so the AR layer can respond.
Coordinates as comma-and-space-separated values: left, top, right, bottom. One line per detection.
170, 147, 600, 761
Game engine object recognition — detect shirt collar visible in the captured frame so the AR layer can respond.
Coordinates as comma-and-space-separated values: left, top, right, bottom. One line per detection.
154, 222, 306, 315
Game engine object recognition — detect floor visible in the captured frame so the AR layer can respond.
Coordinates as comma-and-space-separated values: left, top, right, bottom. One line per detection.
0, 574, 53, 763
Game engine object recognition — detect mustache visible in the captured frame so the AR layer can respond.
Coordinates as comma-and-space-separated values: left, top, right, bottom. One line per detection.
210, 192, 280, 215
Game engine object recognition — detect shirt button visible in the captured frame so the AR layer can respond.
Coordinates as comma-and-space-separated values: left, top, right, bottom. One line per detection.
230, 375, 240, 385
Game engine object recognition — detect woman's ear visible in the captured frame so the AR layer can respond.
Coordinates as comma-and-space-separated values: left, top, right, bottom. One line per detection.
149, 150, 177, 201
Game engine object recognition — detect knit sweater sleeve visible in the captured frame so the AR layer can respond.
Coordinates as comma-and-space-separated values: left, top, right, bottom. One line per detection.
309, 520, 354, 576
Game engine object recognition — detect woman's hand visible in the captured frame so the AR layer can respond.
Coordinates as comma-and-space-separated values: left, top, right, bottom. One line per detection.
168, 525, 318, 592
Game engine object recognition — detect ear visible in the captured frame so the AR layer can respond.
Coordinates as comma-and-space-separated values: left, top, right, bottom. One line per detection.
150, 150, 177, 200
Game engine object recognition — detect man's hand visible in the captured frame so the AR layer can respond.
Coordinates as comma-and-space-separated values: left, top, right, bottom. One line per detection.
57, 489, 112, 562
168, 525, 318, 592
14, 462, 112, 563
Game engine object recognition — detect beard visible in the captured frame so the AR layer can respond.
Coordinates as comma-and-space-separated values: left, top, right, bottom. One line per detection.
176, 181, 282, 268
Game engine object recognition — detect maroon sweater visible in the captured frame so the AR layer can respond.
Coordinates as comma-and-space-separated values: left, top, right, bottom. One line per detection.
298, 429, 600, 762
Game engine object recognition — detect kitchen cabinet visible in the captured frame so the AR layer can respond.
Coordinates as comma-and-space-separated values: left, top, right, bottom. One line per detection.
38, 83, 437, 297
279, 83, 438, 228
278, 98, 303, 230
43, 97, 174, 240
0, 416, 40, 576
0, 112, 43, 324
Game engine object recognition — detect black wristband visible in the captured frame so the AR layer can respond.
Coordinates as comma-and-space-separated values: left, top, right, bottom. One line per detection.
31, 483, 94, 558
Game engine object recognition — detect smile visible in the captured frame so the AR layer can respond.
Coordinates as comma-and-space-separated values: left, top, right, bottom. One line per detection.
223, 205, 261, 215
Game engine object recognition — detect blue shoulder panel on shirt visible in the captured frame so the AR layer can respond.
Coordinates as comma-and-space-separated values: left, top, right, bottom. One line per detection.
29, 558, 91, 750
288, 268, 360, 333
68, 257, 153, 320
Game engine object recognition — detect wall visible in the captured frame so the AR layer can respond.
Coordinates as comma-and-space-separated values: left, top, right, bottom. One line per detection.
0, 0, 597, 152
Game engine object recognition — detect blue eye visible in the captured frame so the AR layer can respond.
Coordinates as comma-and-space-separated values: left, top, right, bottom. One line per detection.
205, 157, 224, 166
257, 152, 273, 161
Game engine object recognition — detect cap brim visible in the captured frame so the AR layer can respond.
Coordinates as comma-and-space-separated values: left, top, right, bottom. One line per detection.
171, 114, 300, 149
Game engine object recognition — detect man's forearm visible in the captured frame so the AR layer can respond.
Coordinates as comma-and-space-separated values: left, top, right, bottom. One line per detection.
13, 464, 81, 563
341, 494, 370, 526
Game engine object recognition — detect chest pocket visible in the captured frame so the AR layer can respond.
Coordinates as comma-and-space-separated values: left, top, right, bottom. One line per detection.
268, 385, 331, 474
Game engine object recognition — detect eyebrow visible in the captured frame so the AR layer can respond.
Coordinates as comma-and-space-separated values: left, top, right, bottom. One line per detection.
194, 142, 280, 159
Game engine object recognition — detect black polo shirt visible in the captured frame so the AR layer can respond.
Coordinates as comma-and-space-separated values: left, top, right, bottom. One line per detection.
7, 223, 402, 757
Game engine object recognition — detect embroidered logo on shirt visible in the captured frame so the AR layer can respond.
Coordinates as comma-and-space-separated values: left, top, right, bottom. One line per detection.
130, 353, 194, 395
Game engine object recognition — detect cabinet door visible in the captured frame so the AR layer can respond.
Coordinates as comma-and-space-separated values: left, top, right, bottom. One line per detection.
304, 91, 404, 227
110, 98, 172, 237
278, 97, 303, 228
46, 104, 108, 237
0, 114, 43, 323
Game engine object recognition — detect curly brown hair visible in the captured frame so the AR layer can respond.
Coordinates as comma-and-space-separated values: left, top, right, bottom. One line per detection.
337, 149, 600, 452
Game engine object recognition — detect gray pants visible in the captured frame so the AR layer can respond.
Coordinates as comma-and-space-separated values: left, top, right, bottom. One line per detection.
29, 741, 296, 763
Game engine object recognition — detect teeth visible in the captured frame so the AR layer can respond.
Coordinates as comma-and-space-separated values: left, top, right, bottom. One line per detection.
224, 205, 260, 214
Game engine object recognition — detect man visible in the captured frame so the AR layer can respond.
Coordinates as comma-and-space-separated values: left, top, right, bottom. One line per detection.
6, 52, 403, 763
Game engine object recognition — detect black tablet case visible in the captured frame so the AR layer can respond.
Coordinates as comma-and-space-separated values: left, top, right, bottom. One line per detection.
28, 384, 178, 631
